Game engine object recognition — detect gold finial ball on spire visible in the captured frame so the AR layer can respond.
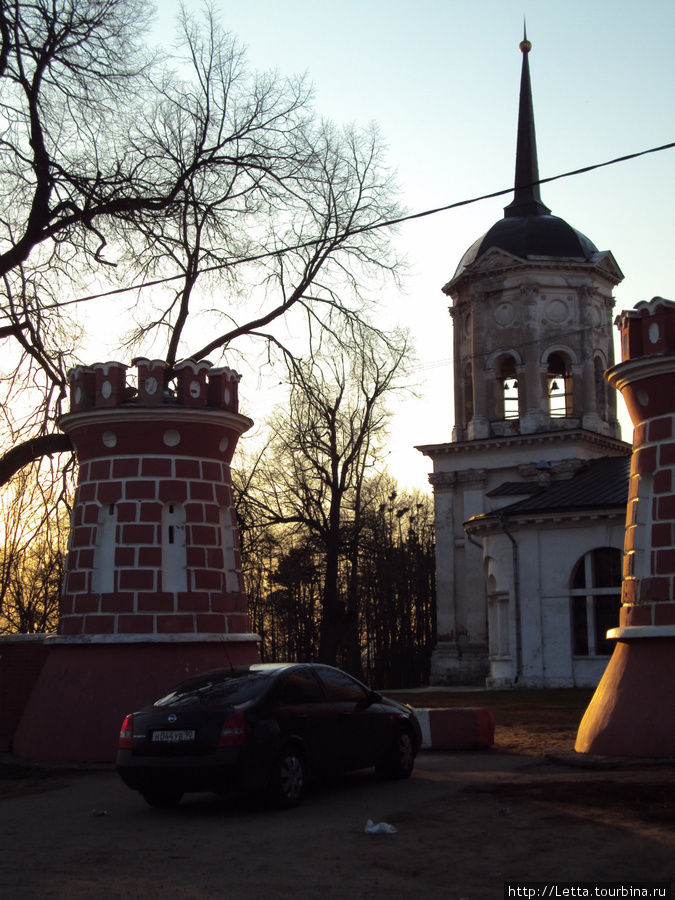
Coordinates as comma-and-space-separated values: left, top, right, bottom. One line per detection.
520, 38, 532, 53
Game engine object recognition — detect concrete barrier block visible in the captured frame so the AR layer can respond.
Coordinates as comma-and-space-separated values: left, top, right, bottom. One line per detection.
416, 707, 495, 750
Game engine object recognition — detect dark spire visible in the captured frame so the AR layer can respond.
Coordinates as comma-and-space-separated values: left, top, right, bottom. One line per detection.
503, 25, 551, 218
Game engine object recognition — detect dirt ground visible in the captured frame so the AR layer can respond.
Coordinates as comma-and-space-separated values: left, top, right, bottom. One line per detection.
1, 690, 673, 899
387, 687, 601, 758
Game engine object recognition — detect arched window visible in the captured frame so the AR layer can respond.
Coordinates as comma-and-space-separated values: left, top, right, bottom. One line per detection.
548, 353, 572, 418
570, 548, 621, 656
499, 357, 519, 420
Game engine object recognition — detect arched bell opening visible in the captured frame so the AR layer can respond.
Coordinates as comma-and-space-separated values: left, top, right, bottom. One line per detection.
498, 356, 519, 421
547, 352, 572, 418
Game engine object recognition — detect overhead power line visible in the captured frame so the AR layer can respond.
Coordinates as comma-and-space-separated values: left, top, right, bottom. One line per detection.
37, 140, 675, 312
382, 140, 675, 229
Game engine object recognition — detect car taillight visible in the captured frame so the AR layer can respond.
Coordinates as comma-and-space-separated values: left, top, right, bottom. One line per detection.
218, 710, 245, 747
119, 714, 133, 749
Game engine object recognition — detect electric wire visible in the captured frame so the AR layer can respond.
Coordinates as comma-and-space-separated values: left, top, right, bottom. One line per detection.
30, 140, 675, 313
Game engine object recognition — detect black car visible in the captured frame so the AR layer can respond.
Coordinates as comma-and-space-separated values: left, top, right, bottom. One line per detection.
116, 662, 422, 809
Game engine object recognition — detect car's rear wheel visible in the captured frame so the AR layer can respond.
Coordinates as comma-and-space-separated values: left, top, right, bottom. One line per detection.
268, 746, 306, 808
141, 789, 184, 809
376, 727, 415, 779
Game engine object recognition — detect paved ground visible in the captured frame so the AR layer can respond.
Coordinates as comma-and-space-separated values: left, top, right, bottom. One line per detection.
1, 744, 673, 900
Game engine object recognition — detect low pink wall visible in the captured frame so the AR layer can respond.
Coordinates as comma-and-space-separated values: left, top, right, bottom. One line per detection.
0, 636, 50, 736
12, 638, 260, 763
416, 707, 495, 750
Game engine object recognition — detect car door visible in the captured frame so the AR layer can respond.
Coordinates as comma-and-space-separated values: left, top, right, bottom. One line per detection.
273, 668, 344, 775
314, 667, 390, 771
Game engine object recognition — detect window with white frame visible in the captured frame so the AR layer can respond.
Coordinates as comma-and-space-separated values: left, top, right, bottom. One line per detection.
570, 547, 621, 656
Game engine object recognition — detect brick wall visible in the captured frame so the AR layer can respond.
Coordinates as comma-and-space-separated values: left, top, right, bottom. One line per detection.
59, 450, 249, 637
611, 298, 675, 626
57, 358, 254, 640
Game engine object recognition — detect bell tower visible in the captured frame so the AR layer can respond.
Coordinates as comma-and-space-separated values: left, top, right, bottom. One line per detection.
446, 33, 623, 443
418, 32, 631, 686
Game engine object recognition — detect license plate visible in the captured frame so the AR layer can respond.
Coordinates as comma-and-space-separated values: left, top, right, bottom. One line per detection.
152, 729, 196, 743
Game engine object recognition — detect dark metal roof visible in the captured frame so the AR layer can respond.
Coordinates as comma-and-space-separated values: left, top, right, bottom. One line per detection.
487, 481, 541, 498
497, 455, 630, 517
454, 215, 599, 276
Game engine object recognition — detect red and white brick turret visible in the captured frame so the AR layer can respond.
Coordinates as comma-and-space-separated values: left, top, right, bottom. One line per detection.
13, 359, 260, 763
576, 298, 675, 757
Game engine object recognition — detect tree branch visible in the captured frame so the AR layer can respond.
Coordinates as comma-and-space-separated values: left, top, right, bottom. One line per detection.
0, 434, 74, 488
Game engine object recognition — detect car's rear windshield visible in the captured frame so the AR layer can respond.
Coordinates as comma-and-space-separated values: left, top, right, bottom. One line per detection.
153, 669, 277, 709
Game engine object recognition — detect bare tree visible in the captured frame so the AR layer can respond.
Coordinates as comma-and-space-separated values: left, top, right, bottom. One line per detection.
233, 455, 435, 686
358, 478, 436, 688
244, 327, 410, 670
0, 459, 72, 633
0, 1, 404, 487
0, 3, 404, 631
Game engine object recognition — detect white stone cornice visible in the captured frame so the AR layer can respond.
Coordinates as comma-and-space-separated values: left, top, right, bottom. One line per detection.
0, 633, 53, 643
45, 633, 262, 645
607, 625, 675, 641
466, 508, 625, 535
449, 254, 623, 295
606, 353, 675, 392
416, 429, 631, 459
59, 405, 254, 437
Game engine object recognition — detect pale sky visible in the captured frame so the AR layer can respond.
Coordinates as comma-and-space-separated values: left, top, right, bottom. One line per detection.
150, 0, 675, 492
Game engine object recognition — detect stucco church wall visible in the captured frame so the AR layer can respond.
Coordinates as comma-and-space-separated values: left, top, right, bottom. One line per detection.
483, 519, 626, 688
539, 521, 626, 687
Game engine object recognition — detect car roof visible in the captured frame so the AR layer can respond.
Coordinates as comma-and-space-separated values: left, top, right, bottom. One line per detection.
173, 662, 305, 684
153, 662, 352, 703
228, 662, 304, 676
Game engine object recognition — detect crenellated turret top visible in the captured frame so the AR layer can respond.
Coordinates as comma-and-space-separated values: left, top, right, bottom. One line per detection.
615, 297, 675, 362
67, 358, 242, 414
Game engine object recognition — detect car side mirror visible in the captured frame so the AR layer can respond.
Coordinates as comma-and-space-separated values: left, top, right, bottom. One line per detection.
355, 689, 382, 710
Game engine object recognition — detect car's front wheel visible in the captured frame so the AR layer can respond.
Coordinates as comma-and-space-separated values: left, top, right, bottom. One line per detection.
141, 789, 184, 809
376, 727, 416, 779
268, 746, 306, 808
